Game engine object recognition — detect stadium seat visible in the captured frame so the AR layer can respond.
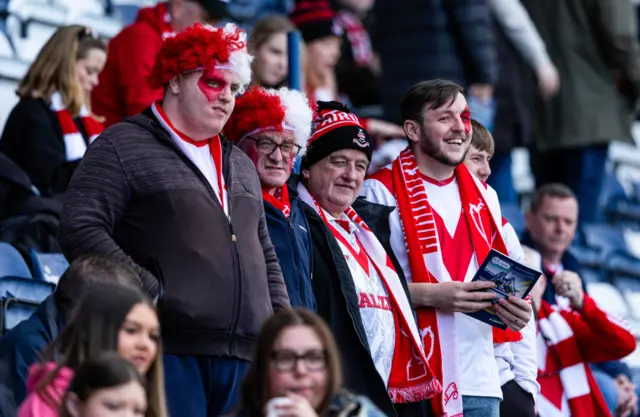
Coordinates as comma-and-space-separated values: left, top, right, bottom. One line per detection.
113, 4, 139, 26
607, 253, 640, 278
600, 169, 640, 223
5, 14, 59, 63
586, 282, 630, 320
0, 276, 55, 334
614, 275, 640, 293
582, 223, 627, 254
29, 249, 68, 284
0, 242, 31, 278
621, 290, 640, 322
501, 203, 525, 238
568, 244, 603, 269
580, 267, 607, 284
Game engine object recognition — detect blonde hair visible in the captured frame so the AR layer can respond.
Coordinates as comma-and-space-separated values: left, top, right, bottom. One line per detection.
17, 25, 106, 116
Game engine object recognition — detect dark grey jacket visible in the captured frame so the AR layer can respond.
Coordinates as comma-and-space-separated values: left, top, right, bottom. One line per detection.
374, 0, 497, 123
59, 108, 289, 359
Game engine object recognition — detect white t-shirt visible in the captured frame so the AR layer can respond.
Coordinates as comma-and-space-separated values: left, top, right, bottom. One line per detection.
361, 168, 503, 399
151, 103, 228, 215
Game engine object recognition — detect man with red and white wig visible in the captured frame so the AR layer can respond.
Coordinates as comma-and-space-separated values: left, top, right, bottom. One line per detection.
299, 100, 440, 417
224, 86, 316, 309
59, 23, 289, 416
361, 79, 533, 417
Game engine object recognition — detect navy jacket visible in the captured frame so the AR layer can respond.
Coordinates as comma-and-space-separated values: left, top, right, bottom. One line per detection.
0, 295, 60, 417
264, 185, 315, 311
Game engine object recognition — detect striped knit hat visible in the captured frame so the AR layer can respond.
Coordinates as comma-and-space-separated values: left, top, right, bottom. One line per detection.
301, 101, 372, 169
290, 0, 343, 43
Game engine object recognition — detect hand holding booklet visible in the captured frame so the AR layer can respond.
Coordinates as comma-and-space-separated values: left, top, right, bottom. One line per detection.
465, 249, 541, 330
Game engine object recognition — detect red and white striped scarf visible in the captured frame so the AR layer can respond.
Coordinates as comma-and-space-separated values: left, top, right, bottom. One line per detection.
391, 147, 521, 417
536, 299, 611, 417
335, 10, 373, 66
262, 186, 291, 218
298, 183, 441, 403
50, 91, 103, 161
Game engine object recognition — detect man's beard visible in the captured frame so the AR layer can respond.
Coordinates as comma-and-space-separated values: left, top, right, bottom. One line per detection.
419, 129, 470, 167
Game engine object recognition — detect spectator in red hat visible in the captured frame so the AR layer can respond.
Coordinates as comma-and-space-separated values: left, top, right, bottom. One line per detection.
60, 23, 289, 417
92, 0, 232, 128
297, 100, 439, 417
224, 86, 316, 310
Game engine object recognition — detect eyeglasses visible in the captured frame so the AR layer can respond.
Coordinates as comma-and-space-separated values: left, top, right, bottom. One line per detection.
245, 136, 301, 158
271, 349, 327, 372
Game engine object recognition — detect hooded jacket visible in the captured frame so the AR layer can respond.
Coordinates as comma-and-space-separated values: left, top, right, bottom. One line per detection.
92, 3, 167, 127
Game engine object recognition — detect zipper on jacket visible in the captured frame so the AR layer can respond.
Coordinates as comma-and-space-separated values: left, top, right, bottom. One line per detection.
227, 220, 242, 355
287, 214, 305, 305
153, 128, 243, 353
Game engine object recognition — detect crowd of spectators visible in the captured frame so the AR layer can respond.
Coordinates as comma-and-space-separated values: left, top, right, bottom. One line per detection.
0, 0, 640, 416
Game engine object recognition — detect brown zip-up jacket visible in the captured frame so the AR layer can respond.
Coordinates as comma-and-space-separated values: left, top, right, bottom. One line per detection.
59, 108, 289, 359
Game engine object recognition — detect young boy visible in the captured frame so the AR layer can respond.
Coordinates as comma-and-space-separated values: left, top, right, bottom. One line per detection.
465, 119, 538, 417
465, 119, 494, 183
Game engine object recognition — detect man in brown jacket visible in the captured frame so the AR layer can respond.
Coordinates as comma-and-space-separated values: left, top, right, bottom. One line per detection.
59, 23, 289, 417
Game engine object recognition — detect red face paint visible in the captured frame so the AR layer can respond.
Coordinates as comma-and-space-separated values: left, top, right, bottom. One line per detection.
197, 69, 228, 103
461, 105, 471, 134
244, 141, 261, 166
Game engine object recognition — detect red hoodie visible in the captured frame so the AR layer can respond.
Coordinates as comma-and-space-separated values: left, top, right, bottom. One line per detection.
92, 3, 172, 128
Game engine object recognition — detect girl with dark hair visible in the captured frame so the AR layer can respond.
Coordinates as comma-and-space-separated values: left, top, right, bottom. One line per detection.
238, 308, 384, 417
17, 283, 167, 417
60, 352, 147, 417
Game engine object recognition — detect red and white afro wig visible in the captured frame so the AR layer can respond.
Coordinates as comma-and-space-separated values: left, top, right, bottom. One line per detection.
149, 23, 253, 91
224, 87, 313, 153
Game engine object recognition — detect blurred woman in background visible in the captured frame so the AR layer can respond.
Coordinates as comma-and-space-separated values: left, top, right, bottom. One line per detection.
0, 25, 106, 196
18, 283, 167, 417
238, 308, 384, 417
249, 15, 298, 89
60, 352, 148, 417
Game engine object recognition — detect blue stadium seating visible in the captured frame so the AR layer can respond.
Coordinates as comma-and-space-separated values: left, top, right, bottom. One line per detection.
613, 275, 640, 293
607, 253, 640, 278
29, 249, 68, 283
601, 171, 640, 223
568, 244, 603, 268
0, 242, 30, 278
0, 276, 54, 334
582, 223, 627, 255
580, 267, 607, 284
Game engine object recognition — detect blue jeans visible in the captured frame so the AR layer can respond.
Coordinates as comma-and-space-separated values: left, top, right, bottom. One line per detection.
462, 395, 500, 417
163, 354, 250, 417
487, 152, 518, 205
